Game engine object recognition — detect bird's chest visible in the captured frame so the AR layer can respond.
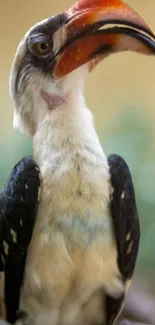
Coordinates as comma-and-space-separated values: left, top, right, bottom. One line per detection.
36, 154, 111, 245
20, 155, 116, 325
25, 153, 111, 265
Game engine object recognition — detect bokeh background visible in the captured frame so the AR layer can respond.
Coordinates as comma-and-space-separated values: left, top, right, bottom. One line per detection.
1, 0, 155, 319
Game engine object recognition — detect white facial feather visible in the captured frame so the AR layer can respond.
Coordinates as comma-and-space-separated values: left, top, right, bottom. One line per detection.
10, 15, 89, 138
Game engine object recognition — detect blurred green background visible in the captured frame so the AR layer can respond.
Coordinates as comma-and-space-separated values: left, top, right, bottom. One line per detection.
0, 0, 155, 293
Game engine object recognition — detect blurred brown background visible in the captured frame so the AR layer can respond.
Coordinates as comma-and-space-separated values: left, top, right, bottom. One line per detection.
0, 0, 155, 321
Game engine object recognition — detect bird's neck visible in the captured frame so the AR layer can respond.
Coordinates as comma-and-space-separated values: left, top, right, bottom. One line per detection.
33, 90, 106, 175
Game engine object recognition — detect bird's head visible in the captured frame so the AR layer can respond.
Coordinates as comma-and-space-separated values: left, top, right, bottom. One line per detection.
10, 0, 155, 137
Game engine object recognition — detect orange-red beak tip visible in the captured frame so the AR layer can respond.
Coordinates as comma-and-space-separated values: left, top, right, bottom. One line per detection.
54, 0, 155, 79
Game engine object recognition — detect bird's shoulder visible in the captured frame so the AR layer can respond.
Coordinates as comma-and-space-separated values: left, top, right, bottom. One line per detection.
0, 156, 41, 323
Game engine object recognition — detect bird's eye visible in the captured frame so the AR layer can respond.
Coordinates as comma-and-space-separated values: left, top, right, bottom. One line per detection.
36, 42, 49, 54
36, 42, 50, 54
29, 34, 53, 57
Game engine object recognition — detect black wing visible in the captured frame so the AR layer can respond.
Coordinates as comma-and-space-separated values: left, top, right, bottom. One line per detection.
0, 157, 41, 324
106, 154, 140, 325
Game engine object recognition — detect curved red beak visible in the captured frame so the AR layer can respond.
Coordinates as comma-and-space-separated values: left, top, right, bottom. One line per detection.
53, 0, 155, 79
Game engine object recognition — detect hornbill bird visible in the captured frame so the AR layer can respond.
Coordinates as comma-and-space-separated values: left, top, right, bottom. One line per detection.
1, 0, 155, 324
